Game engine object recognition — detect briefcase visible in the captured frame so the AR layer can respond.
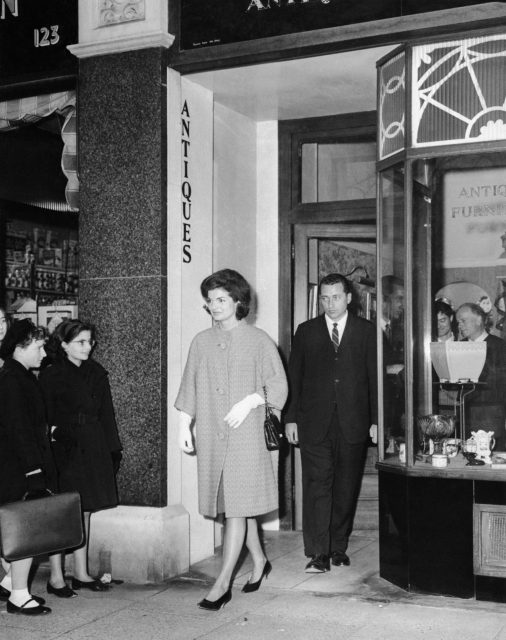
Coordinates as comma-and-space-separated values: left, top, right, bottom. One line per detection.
0, 491, 83, 562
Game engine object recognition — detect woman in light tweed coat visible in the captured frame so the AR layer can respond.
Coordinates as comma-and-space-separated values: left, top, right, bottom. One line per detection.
176, 269, 288, 611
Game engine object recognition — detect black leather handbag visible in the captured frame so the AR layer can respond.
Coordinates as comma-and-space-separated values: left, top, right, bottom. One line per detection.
0, 491, 83, 562
263, 387, 284, 451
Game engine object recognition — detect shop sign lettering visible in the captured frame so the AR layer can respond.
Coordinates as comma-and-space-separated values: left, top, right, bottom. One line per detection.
0, 0, 77, 82
181, 100, 192, 264
181, 0, 487, 50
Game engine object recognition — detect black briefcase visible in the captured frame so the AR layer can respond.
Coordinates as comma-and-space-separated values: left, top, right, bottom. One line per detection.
0, 491, 83, 562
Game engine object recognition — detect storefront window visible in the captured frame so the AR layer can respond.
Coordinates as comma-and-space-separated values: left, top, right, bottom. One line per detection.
301, 141, 376, 203
379, 164, 406, 463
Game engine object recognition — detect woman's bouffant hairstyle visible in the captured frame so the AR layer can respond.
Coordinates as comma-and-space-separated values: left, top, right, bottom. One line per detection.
0, 319, 47, 359
44, 319, 95, 363
200, 269, 251, 320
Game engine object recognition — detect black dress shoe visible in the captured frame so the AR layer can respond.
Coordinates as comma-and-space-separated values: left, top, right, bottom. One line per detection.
0, 586, 45, 605
242, 560, 272, 593
47, 581, 78, 598
197, 588, 232, 611
331, 552, 350, 566
71, 577, 108, 592
305, 554, 330, 573
7, 598, 51, 615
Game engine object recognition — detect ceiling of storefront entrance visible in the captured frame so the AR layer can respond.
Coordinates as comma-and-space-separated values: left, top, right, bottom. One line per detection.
187, 45, 398, 122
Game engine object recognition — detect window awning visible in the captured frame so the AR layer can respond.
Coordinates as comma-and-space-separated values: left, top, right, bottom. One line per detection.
0, 91, 79, 211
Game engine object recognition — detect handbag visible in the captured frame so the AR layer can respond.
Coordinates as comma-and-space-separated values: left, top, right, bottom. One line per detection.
263, 386, 284, 451
0, 491, 83, 562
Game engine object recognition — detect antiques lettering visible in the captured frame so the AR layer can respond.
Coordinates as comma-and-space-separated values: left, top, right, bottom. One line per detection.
181, 100, 192, 264
452, 184, 506, 219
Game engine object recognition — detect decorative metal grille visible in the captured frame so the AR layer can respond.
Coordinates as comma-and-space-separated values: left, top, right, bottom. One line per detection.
413, 35, 506, 148
378, 51, 406, 160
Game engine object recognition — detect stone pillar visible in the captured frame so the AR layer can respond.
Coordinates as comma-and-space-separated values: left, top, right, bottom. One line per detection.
68, 1, 188, 583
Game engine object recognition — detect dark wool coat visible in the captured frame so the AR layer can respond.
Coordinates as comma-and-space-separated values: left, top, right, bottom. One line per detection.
175, 322, 288, 518
0, 358, 57, 505
39, 358, 122, 512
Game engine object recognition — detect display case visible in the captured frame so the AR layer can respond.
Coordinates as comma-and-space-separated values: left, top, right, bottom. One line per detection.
377, 32, 506, 601
377, 34, 506, 477
0, 200, 78, 325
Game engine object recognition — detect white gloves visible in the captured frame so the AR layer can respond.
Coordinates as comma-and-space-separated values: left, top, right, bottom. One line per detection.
224, 393, 263, 429
178, 411, 194, 453
369, 424, 378, 444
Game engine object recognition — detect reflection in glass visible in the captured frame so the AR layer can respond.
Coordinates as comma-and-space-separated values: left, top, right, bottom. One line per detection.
380, 165, 405, 461
301, 141, 376, 203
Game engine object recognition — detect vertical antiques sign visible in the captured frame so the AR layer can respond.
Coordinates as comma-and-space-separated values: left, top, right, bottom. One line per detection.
0, 0, 77, 83
180, 0, 488, 50
443, 168, 506, 268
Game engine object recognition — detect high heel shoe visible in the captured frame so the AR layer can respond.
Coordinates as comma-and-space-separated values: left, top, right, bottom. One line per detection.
242, 560, 272, 593
47, 581, 77, 598
71, 577, 108, 592
197, 588, 232, 611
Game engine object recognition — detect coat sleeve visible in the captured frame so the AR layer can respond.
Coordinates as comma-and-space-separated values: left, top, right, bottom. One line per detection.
258, 337, 288, 412
284, 323, 305, 423
98, 372, 122, 452
0, 378, 46, 475
174, 336, 199, 417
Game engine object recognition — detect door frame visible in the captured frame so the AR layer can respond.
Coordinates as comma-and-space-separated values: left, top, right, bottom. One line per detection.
278, 112, 377, 530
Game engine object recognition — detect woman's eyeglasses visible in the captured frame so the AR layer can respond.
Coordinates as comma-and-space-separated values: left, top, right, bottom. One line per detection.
70, 339, 96, 347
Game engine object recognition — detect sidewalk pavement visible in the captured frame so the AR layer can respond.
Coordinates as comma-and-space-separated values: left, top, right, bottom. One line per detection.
2, 530, 506, 640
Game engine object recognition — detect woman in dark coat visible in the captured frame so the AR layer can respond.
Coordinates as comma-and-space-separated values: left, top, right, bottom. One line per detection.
40, 319, 122, 594
0, 319, 53, 615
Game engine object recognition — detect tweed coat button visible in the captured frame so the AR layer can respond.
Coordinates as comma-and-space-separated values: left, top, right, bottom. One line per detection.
216, 388, 224, 394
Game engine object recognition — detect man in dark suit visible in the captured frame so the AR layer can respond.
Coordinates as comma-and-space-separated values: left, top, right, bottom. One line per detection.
456, 302, 506, 450
285, 273, 377, 573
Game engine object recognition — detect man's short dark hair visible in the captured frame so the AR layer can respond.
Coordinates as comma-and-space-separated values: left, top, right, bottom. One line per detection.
319, 273, 351, 294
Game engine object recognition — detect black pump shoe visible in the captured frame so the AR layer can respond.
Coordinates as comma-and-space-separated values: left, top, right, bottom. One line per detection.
242, 560, 272, 593
197, 588, 232, 611
71, 577, 108, 592
47, 581, 78, 598
7, 598, 51, 615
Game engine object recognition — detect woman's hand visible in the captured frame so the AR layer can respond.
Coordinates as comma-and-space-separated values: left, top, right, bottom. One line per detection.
178, 411, 194, 453
224, 393, 263, 429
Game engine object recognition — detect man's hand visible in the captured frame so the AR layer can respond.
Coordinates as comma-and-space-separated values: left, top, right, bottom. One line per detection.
369, 424, 378, 444
285, 422, 299, 445
224, 393, 263, 429
178, 411, 194, 453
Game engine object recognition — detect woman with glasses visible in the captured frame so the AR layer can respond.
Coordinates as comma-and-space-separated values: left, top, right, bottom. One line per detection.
176, 269, 288, 611
40, 319, 122, 595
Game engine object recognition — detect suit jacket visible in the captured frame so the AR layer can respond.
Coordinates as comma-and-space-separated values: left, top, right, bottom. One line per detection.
285, 313, 377, 445
465, 334, 506, 409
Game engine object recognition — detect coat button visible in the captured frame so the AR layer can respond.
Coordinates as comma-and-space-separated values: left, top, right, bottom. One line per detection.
216, 388, 225, 395
334, 379, 339, 383
218, 432, 225, 440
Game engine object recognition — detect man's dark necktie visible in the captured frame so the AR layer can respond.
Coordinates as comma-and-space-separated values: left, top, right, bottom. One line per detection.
332, 323, 339, 351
